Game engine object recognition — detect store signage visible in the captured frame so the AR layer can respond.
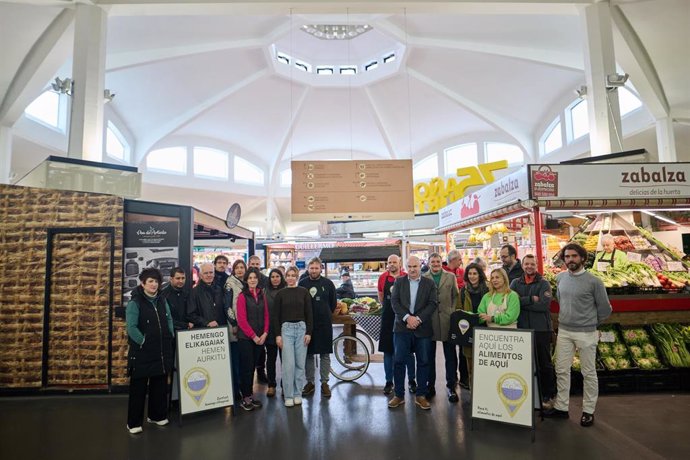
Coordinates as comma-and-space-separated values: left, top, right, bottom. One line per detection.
291, 160, 414, 221
528, 163, 690, 200
177, 327, 234, 416
471, 328, 534, 428
666, 261, 686, 272
437, 168, 529, 229
414, 160, 509, 214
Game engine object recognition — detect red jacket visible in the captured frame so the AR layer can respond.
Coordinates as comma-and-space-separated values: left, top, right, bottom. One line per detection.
443, 265, 465, 289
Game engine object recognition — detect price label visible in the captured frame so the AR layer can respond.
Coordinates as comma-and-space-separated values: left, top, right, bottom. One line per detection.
627, 252, 642, 263
666, 261, 685, 272
596, 262, 610, 272
599, 331, 616, 343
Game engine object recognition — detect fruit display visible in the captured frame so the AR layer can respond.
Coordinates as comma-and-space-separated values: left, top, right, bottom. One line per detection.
337, 297, 382, 316
649, 323, 690, 368
613, 235, 635, 251
597, 325, 634, 371
620, 326, 665, 370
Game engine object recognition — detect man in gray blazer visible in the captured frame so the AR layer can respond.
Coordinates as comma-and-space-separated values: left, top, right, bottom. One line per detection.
388, 256, 438, 410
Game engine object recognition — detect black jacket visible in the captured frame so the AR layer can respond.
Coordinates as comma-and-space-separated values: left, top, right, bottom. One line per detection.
391, 275, 438, 338
504, 260, 525, 284
336, 279, 356, 300
161, 284, 190, 331
299, 276, 337, 354
510, 273, 553, 331
214, 270, 229, 289
187, 281, 229, 328
127, 286, 174, 379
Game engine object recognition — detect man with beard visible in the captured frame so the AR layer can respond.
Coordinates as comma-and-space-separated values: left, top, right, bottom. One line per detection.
545, 243, 611, 428
161, 267, 192, 331
299, 257, 337, 398
500, 244, 524, 283
213, 255, 230, 288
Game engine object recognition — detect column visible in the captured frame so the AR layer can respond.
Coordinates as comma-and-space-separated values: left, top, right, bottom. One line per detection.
0, 125, 12, 184
68, 4, 107, 162
580, 2, 623, 156
655, 117, 677, 162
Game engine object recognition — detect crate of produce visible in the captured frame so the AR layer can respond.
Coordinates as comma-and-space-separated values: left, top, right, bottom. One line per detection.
648, 323, 690, 368
635, 370, 681, 392
597, 324, 636, 372
620, 326, 666, 371
597, 372, 637, 394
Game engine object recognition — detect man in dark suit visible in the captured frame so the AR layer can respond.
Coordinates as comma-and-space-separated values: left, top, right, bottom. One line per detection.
388, 256, 438, 410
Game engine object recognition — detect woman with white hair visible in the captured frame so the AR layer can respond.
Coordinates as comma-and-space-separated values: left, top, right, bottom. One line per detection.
593, 234, 628, 270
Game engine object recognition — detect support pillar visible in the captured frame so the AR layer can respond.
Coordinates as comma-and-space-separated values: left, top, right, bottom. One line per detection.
68, 4, 107, 162
533, 207, 544, 274
581, 2, 623, 156
655, 117, 677, 162
0, 125, 12, 184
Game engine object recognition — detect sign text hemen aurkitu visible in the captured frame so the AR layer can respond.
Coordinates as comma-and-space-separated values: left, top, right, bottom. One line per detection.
185, 330, 227, 363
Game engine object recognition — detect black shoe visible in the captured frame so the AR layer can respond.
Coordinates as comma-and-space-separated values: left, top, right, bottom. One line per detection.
383, 381, 394, 395
580, 412, 594, 427
543, 408, 569, 419
408, 380, 417, 394
459, 381, 470, 390
426, 387, 436, 400
250, 397, 263, 408
448, 389, 459, 403
256, 369, 269, 384
240, 399, 254, 412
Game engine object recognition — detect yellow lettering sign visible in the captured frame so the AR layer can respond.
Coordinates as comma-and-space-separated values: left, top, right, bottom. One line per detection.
414, 160, 509, 214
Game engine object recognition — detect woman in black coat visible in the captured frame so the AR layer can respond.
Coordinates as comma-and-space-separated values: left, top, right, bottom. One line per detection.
126, 267, 174, 434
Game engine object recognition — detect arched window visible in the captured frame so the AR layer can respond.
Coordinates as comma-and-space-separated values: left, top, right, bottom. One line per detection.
568, 99, 589, 142
444, 143, 477, 176
24, 90, 62, 130
540, 118, 562, 156
485, 142, 523, 165
193, 147, 228, 180
105, 122, 129, 162
146, 147, 187, 174
280, 168, 292, 187
413, 153, 438, 181
234, 156, 265, 185
619, 87, 642, 116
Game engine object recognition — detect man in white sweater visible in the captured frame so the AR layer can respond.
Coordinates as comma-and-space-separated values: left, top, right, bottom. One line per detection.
545, 243, 612, 427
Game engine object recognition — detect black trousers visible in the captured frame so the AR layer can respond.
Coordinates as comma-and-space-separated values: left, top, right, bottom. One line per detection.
536, 331, 557, 400
256, 345, 266, 372
238, 339, 263, 397
265, 343, 280, 387
458, 352, 469, 385
428, 341, 459, 389
127, 374, 168, 428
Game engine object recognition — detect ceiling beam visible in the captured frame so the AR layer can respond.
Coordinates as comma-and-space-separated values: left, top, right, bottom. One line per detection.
0, 8, 75, 126
134, 68, 269, 164
374, 18, 583, 71
107, 39, 263, 72
363, 85, 397, 159
407, 67, 534, 156
610, 5, 669, 119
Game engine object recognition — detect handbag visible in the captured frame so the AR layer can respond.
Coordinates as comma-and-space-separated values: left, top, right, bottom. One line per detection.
448, 310, 480, 347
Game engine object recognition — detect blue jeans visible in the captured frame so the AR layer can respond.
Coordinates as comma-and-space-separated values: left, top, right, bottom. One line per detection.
393, 331, 431, 398
281, 321, 308, 399
384, 352, 416, 384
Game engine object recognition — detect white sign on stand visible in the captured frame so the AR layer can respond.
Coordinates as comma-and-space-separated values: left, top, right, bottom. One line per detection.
471, 328, 535, 432
176, 327, 234, 417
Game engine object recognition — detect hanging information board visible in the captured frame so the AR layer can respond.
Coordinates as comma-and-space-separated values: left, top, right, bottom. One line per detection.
176, 327, 234, 416
471, 327, 534, 429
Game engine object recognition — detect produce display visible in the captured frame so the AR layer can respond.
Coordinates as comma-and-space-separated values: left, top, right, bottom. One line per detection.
620, 326, 664, 370
597, 325, 634, 371
335, 297, 382, 316
649, 323, 690, 368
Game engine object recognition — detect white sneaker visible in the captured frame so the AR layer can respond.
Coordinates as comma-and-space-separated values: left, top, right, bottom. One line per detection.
285, 398, 295, 407
147, 418, 169, 426
127, 425, 143, 434
294, 396, 302, 405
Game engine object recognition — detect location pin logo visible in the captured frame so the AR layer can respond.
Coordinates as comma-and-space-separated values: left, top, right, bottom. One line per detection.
184, 368, 211, 406
458, 319, 470, 335
497, 373, 528, 417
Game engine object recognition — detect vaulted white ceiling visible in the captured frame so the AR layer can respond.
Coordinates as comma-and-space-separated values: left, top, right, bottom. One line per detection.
2, 0, 689, 237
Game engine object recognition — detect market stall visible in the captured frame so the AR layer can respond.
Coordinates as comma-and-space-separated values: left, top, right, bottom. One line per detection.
437, 162, 690, 392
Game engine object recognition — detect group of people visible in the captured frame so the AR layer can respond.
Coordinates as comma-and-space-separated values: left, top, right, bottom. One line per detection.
125, 242, 611, 434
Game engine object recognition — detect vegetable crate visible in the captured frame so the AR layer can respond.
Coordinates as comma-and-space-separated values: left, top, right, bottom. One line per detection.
635, 371, 681, 392
597, 372, 637, 394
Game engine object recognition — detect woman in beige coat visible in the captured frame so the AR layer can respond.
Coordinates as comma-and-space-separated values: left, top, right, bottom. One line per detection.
423, 253, 461, 402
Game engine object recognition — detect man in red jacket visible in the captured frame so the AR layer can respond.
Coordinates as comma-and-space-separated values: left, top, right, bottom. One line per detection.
443, 249, 464, 289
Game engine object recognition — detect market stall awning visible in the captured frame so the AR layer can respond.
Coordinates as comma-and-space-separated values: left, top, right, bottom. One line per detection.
319, 245, 400, 263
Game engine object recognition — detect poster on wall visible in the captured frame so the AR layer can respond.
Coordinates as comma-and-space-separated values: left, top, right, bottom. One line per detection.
471, 327, 534, 429
176, 327, 234, 416
122, 216, 180, 311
